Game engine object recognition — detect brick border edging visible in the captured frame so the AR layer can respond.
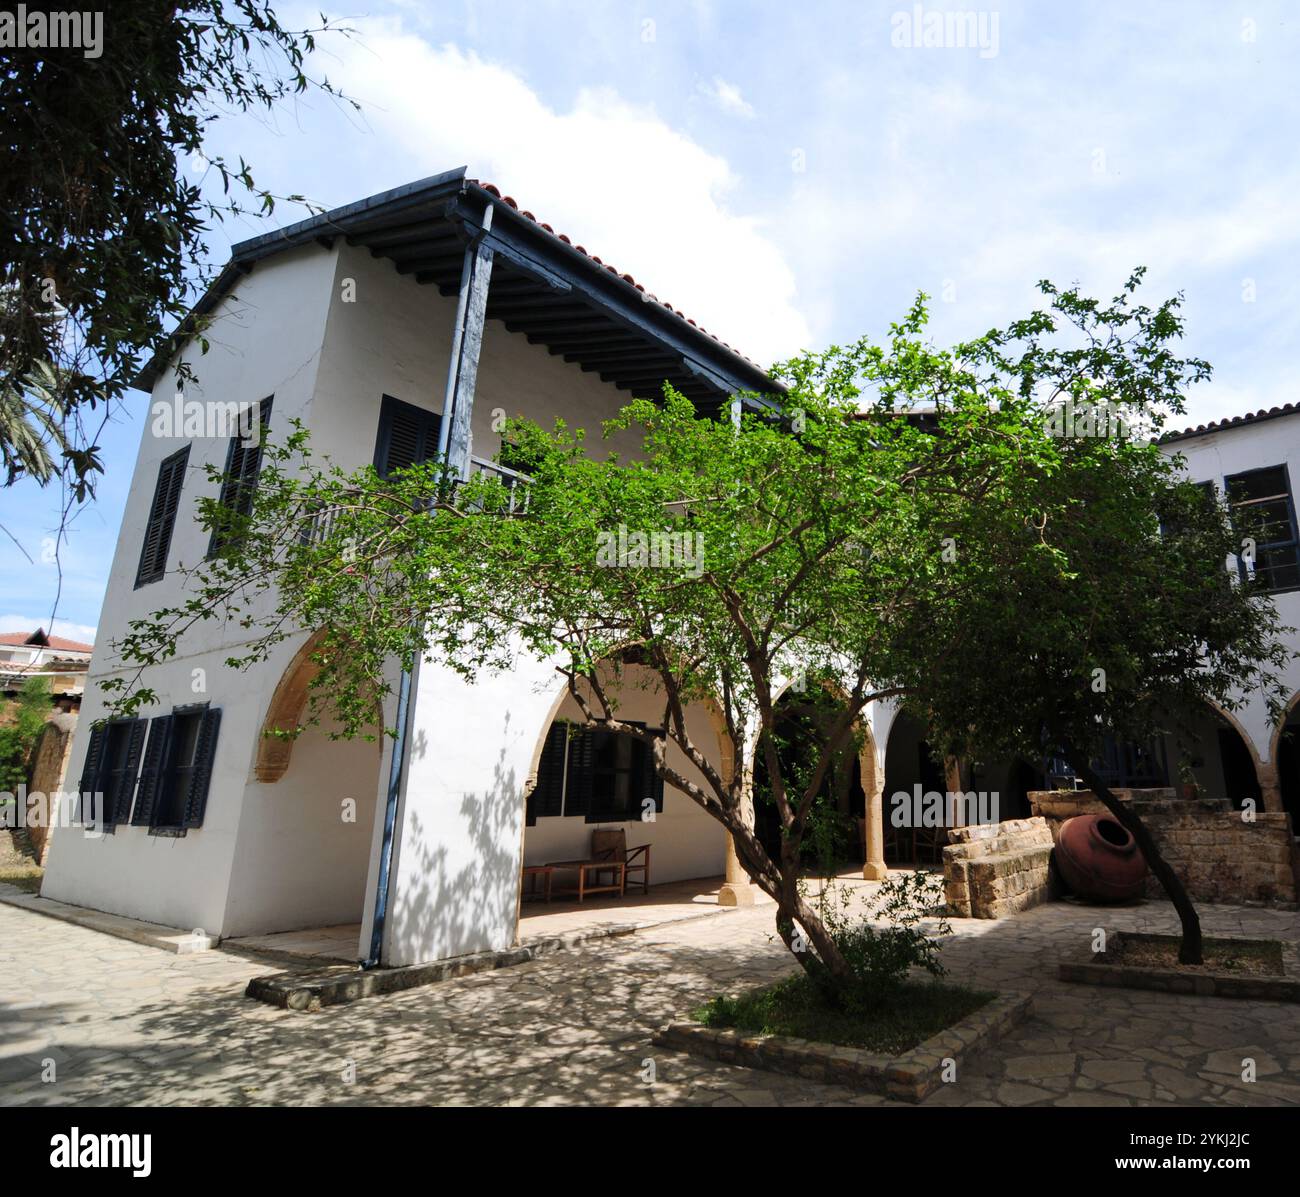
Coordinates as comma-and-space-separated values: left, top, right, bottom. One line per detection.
246, 910, 728, 1011
651, 990, 1031, 1102
1058, 930, 1300, 1002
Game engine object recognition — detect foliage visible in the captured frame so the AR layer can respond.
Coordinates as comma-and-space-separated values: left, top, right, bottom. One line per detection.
0, 1, 355, 509
102, 270, 1289, 975
0, 676, 52, 793
695, 974, 990, 1055
830, 871, 950, 1000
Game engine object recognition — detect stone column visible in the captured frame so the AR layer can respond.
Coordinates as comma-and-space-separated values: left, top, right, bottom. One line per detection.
709, 699, 759, 907
944, 756, 967, 826
719, 832, 756, 906
1257, 759, 1281, 814
862, 774, 888, 880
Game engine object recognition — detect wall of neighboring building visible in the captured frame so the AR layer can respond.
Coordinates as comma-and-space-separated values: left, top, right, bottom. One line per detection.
1163, 417, 1300, 771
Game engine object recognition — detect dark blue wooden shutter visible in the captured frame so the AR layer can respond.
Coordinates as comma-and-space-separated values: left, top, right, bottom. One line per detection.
641, 732, 666, 819
76, 724, 107, 825
565, 726, 595, 819
182, 708, 222, 828
131, 716, 174, 826
527, 721, 568, 824
375, 395, 442, 478
209, 397, 272, 555
135, 447, 190, 587
108, 720, 148, 828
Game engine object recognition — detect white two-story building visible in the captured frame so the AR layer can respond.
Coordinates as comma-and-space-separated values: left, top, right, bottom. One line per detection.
40, 169, 782, 967
40, 168, 1299, 966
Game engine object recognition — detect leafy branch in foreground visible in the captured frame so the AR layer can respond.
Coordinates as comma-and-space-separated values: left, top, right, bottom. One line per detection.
1, 2, 357, 508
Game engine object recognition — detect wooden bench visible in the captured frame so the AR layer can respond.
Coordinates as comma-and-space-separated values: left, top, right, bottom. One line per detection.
546, 858, 626, 901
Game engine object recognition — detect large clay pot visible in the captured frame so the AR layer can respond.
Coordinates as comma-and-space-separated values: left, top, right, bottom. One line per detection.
1054, 814, 1148, 903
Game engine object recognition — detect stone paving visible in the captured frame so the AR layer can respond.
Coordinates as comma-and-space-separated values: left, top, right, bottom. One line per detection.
1, 883, 1298, 1106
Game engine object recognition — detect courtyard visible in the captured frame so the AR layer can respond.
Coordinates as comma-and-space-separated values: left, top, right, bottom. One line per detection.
1, 879, 1297, 1108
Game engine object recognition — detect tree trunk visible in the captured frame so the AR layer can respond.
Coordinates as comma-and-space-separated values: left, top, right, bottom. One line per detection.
1065, 749, 1203, 965
774, 838, 854, 983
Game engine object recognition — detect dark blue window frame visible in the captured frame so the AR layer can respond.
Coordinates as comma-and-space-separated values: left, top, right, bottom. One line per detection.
1224, 463, 1300, 594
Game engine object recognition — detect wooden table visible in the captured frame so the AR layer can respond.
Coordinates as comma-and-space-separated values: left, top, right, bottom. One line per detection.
522, 864, 554, 903
547, 858, 626, 902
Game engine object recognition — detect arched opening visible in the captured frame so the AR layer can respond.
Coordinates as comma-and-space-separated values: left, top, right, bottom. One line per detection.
1272, 697, 1300, 828
881, 709, 948, 865
1161, 701, 1262, 811
253, 628, 329, 782
518, 654, 729, 913
221, 631, 383, 954
751, 684, 866, 872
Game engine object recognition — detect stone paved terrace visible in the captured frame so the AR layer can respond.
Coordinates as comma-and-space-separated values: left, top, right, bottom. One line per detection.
1, 880, 1298, 1106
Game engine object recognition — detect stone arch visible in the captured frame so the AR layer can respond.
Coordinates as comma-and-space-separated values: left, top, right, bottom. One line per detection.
1263, 691, 1300, 816
517, 650, 741, 904
521, 648, 739, 805
745, 675, 884, 880
1267, 690, 1300, 772
253, 629, 341, 783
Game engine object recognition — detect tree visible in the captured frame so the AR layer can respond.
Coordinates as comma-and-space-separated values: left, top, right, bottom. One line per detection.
845, 273, 1292, 964
102, 272, 1288, 980
0, 675, 52, 793
0, 2, 355, 512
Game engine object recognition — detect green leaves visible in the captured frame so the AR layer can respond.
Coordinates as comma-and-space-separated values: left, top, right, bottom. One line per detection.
0, 3, 354, 499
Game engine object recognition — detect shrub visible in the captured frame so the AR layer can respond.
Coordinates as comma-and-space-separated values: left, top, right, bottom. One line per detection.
0, 676, 52, 793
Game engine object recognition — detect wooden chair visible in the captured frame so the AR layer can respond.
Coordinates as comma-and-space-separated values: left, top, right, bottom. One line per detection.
592, 829, 650, 895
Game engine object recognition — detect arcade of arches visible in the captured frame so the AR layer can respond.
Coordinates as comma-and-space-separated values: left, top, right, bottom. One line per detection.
750, 694, 1300, 884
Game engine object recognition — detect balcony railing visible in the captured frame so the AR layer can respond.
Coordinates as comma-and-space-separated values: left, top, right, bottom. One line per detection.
298, 456, 531, 545
467, 454, 532, 515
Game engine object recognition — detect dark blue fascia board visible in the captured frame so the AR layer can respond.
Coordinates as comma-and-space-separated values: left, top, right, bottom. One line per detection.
228, 168, 471, 265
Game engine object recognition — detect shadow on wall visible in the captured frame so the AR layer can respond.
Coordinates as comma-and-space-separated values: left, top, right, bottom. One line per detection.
385, 712, 525, 964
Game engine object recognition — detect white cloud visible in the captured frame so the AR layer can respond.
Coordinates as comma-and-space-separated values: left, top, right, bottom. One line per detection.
0, 614, 97, 644
314, 23, 808, 363
698, 76, 756, 120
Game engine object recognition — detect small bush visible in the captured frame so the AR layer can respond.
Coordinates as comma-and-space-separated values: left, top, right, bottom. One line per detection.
831, 870, 950, 1003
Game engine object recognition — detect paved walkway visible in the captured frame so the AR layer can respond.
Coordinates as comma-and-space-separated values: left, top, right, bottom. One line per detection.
1, 887, 1298, 1106
224, 877, 735, 963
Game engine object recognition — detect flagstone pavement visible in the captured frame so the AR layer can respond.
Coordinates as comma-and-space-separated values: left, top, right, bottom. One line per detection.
1, 885, 1298, 1106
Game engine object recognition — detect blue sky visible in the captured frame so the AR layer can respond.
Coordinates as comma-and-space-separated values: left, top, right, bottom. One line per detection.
3, 0, 1298, 641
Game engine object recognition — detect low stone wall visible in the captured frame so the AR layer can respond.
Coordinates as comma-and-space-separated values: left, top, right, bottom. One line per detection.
1029, 789, 1298, 908
942, 817, 1056, 919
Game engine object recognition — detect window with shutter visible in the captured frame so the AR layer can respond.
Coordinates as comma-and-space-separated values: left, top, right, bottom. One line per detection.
374, 394, 442, 478
527, 721, 569, 824
1225, 464, 1300, 593
135, 446, 190, 588
107, 721, 148, 828
587, 725, 650, 823
182, 708, 221, 828
131, 715, 174, 827
564, 726, 595, 819
75, 720, 147, 828
209, 396, 273, 557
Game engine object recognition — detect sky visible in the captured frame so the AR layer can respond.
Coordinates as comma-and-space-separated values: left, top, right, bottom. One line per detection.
3, 0, 1299, 643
